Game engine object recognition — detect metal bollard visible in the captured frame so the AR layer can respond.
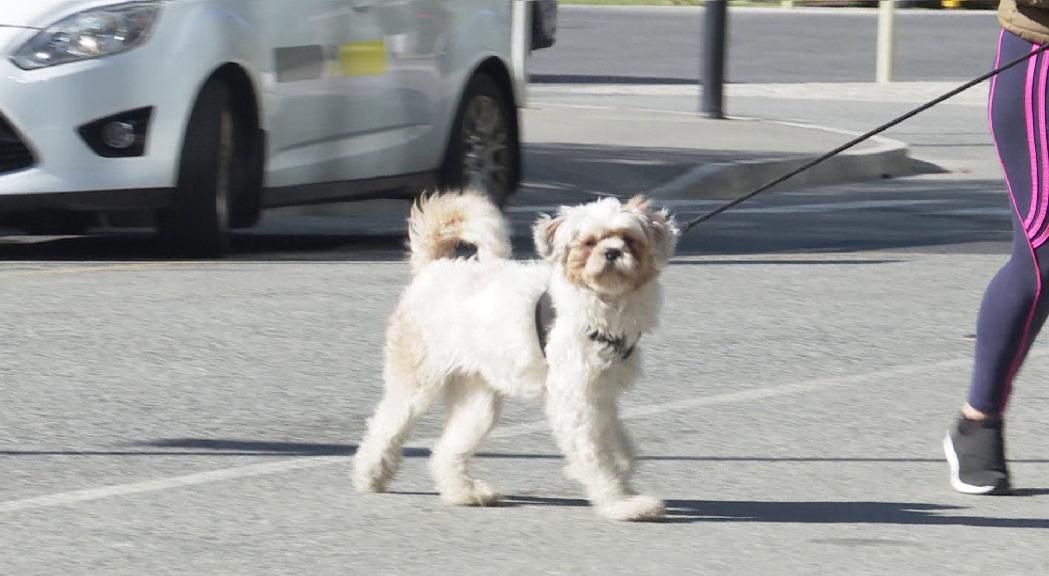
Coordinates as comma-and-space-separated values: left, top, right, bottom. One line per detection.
876, 0, 895, 84
702, 0, 728, 119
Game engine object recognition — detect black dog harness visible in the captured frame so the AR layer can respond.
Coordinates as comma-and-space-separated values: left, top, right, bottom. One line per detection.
534, 291, 638, 361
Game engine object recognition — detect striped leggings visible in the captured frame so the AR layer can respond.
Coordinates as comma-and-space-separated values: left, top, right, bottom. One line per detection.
969, 29, 1049, 414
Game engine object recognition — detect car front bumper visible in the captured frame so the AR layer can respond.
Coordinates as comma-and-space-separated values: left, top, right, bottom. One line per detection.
0, 25, 194, 211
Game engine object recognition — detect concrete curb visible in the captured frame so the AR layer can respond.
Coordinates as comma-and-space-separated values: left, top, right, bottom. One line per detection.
645, 119, 941, 200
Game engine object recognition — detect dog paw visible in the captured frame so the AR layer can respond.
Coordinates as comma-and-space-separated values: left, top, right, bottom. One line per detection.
439, 479, 502, 507
596, 495, 665, 521
351, 465, 389, 494
613, 454, 635, 477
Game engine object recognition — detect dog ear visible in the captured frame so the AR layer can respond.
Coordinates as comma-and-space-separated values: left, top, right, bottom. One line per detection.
648, 207, 679, 263
627, 195, 678, 263
626, 195, 653, 214
533, 213, 564, 261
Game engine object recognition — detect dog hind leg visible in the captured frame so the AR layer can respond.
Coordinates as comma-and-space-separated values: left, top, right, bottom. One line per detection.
352, 380, 441, 493
354, 310, 444, 493
353, 318, 446, 493
430, 375, 503, 506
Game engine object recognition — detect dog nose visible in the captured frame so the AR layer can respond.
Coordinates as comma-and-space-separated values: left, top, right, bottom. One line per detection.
604, 248, 622, 262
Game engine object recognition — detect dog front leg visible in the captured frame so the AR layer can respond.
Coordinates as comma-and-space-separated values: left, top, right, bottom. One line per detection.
544, 376, 663, 521
598, 394, 637, 481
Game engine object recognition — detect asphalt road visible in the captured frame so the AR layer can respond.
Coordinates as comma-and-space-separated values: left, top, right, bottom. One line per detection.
531, 6, 1000, 84
3, 154, 1048, 574
3, 7, 1049, 576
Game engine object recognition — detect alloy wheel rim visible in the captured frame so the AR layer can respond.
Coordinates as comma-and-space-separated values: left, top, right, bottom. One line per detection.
215, 109, 233, 229
461, 95, 510, 198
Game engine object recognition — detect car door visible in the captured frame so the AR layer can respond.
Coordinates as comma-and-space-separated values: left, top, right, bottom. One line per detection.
358, 0, 443, 176
264, 0, 438, 190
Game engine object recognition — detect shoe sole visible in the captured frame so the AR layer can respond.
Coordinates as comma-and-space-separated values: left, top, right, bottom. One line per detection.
943, 433, 1010, 495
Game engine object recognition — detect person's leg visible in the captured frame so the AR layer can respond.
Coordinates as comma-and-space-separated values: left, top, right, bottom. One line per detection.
967, 235, 1049, 415
946, 30, 1049, 494
970, 32, 1049, 415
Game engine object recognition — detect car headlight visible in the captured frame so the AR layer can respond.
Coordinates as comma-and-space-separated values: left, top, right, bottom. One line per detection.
11, 1, 164, 71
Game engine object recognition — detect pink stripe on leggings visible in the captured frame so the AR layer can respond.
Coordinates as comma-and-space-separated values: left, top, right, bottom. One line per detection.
1030, 53, 1049, 242
1024, 45, 1040, 230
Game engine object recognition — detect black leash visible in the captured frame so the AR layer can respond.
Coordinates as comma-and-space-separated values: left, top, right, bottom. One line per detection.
681, 42, 1049, 233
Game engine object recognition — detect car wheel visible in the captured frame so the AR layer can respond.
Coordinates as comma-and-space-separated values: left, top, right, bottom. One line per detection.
441, 73, 519, 206
158, 80, 243, 257
231, 127, 264, 229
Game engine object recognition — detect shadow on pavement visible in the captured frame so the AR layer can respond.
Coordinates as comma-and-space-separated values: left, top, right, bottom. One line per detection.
656, 500, 1049, 527
530, 74, 698, 85
0, 155, 1015, 261
494, 496, 1049, 527
13, 438, 1040, 468
371, 493, 1049, 526
667, 259, 903, 266
0, 232, 409, 262
12, 440, 1045, 511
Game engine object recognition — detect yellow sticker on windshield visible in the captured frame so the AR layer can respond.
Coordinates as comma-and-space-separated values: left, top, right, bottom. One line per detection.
338, 40, 387, 77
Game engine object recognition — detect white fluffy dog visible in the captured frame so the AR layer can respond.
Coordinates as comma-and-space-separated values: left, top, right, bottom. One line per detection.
352, 191, 678, 521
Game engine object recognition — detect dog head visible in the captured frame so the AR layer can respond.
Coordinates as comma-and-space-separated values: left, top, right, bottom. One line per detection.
533, 196, 678, 296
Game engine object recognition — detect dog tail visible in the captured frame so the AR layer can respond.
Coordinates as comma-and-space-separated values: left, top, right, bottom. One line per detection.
407, 190, 511, 274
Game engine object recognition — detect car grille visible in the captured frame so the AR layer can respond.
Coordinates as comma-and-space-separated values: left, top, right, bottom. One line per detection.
0, 114, 35, 174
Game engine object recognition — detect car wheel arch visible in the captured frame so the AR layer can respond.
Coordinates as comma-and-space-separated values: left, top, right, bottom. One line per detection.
183, 63, 265, 228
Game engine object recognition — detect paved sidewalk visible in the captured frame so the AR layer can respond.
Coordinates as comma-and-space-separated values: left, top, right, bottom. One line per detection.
518, 101, 923, 205
271, 93, 929, 236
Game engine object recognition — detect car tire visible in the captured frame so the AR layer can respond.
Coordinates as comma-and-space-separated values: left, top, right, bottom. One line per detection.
158, 80, 243, 257
231, 128, 264, 229
440, 73, 520, 206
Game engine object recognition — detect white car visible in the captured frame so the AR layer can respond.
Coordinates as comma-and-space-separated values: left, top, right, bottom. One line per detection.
0, 0, 541, 255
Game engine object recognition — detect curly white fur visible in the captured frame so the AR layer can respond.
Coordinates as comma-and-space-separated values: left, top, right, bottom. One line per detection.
352, 191, 678, 521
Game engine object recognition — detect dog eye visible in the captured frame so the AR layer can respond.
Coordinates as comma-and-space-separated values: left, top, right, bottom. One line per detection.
584, 238, 597, 248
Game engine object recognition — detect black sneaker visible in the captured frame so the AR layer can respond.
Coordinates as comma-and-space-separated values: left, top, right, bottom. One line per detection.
943, 414, 1011, 495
